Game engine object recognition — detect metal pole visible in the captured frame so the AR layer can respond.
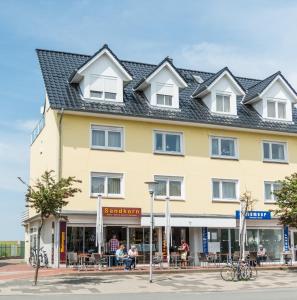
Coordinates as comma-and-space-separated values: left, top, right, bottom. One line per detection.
149, 191, 154, 283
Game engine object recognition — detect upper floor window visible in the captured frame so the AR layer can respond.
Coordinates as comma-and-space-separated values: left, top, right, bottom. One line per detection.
156, 94, 173, 107
211, 136, 237, 159
264, 181, 281, 203
215, 93, 231, 113
154, 175, 184, 200
154, 131, 183, 155
155, 83, 174, 108
267, 99, 286, 120
91, 125, 123, 151
263, 141, 287, 163
212, 179, 238, 202
89, 75, 117, 101
91, 172, 124, 197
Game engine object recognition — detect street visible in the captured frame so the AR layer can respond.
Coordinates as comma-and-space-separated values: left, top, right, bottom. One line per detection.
0, 270, 297, 299
1, 289, 297, 300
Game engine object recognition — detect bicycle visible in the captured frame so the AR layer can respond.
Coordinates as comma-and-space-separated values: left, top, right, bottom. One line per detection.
220, 259, 257, 281
29, 247, 49, 268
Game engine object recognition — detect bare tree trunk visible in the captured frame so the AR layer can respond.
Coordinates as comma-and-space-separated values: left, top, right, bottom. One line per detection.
33, 220, 43, 286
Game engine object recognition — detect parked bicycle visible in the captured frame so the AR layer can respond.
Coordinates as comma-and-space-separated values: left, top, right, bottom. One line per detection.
29, 247, 49, 268
221, 259, 257, 281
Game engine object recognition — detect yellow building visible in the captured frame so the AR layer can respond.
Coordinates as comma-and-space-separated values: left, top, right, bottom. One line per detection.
25, 45, 297, 266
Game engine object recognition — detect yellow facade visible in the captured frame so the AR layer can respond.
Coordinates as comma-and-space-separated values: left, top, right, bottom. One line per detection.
29, 109, 297, 217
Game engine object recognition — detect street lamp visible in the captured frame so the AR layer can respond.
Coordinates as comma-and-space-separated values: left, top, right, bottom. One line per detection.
145, 181, 158, 283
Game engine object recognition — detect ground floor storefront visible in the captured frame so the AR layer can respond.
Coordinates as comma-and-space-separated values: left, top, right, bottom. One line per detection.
24, 209, 297, 267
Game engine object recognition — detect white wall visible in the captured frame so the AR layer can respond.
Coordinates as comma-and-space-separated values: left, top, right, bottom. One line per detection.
202, 75, 238, 115
80, 53, 124, 102
147, 66, 180, 108
260, 79, 293, 122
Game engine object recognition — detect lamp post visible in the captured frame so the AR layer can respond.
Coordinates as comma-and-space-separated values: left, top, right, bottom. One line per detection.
145, 181, 158, 283
165, 196, 171, 268
239, 197, 246, 260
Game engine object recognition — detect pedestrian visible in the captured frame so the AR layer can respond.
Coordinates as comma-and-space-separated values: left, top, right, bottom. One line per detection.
180, 240, 189, 268
109, 234, 120, 266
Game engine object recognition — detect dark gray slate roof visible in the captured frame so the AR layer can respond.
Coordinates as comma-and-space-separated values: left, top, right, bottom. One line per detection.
36, 48, 297, 134
192, 67, 245, 97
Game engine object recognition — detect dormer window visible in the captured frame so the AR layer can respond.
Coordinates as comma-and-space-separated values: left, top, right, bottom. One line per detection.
157, 94, 173, 107
89, 75, 117, 101
267, 99, 286, 120
216, 93, 231, 113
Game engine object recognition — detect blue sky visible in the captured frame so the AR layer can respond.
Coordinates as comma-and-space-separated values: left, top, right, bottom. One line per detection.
1, 0, 297, 240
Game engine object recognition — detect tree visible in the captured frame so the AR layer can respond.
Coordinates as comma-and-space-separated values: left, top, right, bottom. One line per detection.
273, 173, 297, 228
239, 191, 257, 260
25, 170, 81, 285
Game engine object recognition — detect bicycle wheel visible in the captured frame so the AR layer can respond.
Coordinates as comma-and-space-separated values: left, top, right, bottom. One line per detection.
239, 265, 250, 280
249, 266, 257, 280
220, 266, 235, 281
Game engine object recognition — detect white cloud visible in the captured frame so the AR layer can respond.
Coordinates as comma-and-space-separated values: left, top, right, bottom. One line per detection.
175, 42, 297, 84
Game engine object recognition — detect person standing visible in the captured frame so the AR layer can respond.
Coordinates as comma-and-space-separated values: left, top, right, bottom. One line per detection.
109, 235, 119, 266
180, 240, 189, 268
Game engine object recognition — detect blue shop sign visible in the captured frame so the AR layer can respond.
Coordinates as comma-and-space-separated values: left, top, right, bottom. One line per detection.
235, 210, 271, 220
284, 226, 289, 251
202, 227, 208, 254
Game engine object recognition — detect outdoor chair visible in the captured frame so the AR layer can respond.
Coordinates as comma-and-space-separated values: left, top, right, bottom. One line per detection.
67, 252, 78, 268
198, 252, 208, 266
153, 252, 163, 268
186, 255, 195, 268
90, 253, 108, 269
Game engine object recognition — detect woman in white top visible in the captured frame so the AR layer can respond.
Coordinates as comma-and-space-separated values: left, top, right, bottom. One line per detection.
128, 245, 138, 269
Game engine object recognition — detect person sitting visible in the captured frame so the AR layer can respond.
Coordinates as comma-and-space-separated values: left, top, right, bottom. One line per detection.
115, 244, 132, 271
128, 245, 138, 270
256, 244, 267, 266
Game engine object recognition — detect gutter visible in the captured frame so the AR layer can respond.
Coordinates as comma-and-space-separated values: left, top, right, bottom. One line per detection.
58, 108, 64, 180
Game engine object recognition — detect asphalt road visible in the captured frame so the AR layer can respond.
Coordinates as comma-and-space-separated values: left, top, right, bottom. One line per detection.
1, 289, 297, 300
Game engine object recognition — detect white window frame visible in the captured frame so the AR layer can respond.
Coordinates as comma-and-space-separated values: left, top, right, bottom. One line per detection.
88, 75, 118, 102
91, 125, 124, 151
210, 136, 238, 159
212, 178, 239, 202
153, 130, 183, 155
215, 92, 232, 114
156, 94, 173, 107
90, 172, 124, 198
264, 181, 281, 204
265, 98, 287, 120
154, 175, 185, 200
262, 140, 288, 163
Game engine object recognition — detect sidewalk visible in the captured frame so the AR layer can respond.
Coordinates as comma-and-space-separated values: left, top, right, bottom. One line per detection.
1, 259, 297, 282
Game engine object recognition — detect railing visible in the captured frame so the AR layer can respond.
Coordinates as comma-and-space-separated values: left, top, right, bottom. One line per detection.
0, 244, 25, 258
30, 116, 45, 144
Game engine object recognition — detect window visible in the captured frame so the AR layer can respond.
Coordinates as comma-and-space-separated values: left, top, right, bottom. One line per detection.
212, 179, 238, 201
264, 182, 281, 203
91, 172, 123, 197
155, 83, 174, 107
91, 125, 123, 150
154, 131, 183, 154
267, 99, 287, 120
215, 93, 231, 113
154, 176, 184, 200
211, 136, 237, 159
89, 75, 117, 101
263, 141, 287, 162
156, 94, 173, 106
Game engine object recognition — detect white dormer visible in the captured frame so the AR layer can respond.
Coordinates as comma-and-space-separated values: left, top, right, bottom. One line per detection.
134, 58, 187, 109
244, 73, 297, 122
192, 68, 245, 116
69, 45, 132, 103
